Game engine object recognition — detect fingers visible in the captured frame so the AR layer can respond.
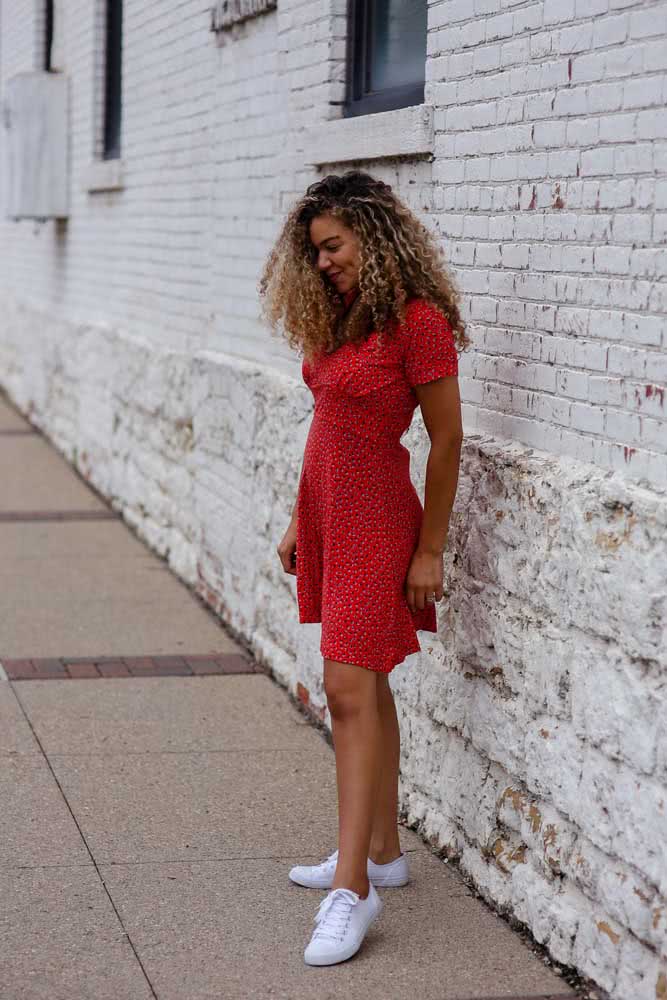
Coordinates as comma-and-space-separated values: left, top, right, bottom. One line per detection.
276, 542, 297, 576
405, 584, 444, 613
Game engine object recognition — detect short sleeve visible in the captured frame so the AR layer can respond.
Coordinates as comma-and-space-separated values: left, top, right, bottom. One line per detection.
402, 299, 458, 387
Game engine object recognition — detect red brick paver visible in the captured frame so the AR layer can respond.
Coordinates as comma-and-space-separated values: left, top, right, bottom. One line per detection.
1, 653, 261, 680
0, 510, 120, 522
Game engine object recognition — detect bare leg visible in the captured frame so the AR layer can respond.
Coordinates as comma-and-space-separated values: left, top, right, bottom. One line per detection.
324, 658, 382, 899
368, 672, 403, 864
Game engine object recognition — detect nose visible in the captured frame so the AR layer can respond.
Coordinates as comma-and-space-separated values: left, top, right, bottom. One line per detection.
317, 250, 332, 271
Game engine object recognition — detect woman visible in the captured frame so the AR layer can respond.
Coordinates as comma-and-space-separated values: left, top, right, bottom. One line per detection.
259, 170, 467, 967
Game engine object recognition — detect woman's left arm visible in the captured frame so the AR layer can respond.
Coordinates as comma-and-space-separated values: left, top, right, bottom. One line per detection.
405, 375, 463, 613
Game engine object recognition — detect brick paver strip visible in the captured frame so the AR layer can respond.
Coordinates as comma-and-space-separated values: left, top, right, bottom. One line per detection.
1, 653, 260, 680
0, 510, 120, 522
0, 428, 36, 435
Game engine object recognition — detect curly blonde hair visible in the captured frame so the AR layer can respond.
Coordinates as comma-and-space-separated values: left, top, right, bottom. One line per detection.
258, 169, 470, 363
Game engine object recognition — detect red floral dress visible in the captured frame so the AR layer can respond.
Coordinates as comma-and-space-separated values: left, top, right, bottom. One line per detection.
295, 292, 459, 673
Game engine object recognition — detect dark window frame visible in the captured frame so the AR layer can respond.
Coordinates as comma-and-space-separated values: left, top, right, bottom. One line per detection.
344, 0, 426, 119
102, 0, 123, 160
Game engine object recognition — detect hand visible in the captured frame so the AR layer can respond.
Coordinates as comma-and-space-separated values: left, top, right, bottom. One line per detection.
277, 519, 298, 576
405, 548, 444, 612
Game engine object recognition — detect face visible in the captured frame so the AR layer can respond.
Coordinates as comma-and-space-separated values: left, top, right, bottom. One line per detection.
309, 213, 361, 295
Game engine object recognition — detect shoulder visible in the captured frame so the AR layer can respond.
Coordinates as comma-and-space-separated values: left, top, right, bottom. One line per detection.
402, 297, 452, 329
397, 298, 455, 346
399, 298, 458, 385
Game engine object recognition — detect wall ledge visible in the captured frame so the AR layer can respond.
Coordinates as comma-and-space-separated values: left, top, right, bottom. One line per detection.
301, 104, 434, 166
84, 158, 124, 192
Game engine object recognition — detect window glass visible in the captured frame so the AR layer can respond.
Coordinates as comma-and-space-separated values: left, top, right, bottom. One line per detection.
44, 0, 54, 71
103, 0, 123, 159
369, 0, 427, 93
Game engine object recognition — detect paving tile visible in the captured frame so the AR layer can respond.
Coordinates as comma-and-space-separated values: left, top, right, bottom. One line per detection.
48, 748, 337, 865
0, 755, 93, 868
0, 866, 154, 1000
0, 521, 239, 658
16, 675, 325, 754
0, 683, 41, 754
0, 434, 108, 512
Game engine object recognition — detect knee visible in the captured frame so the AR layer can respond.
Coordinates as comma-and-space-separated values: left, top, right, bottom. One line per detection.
323, 658, 378, 719
324, 677, 364, 720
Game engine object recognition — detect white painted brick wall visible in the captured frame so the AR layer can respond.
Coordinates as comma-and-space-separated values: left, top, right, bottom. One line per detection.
1, 3, 666, 997
423, 0, 667, 492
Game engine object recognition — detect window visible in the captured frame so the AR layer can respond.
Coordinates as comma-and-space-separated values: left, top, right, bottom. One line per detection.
44, 0, 54, 71
345, 0, 427, 118
102, 0, 123, 159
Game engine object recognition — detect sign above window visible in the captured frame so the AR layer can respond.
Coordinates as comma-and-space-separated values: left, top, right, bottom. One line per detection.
210, 0, 276, 32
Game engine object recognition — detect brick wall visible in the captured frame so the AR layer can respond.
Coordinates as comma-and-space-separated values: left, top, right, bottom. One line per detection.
426, 0, 667, 492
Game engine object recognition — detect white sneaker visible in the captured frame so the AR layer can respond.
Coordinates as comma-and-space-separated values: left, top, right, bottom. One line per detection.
289, 848, 409, 888
304, 883, 383, 966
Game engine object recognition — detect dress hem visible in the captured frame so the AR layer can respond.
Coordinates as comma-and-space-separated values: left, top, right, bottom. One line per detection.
319, 624, 438, 674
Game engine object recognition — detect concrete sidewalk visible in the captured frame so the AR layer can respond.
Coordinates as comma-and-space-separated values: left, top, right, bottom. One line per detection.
0, 389, 582, 1000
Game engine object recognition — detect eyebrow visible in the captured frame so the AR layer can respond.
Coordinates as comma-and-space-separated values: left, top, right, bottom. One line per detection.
313, 234, 341, 248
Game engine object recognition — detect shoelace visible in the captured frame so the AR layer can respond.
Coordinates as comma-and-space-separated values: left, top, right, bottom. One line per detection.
312, 888, 359, 943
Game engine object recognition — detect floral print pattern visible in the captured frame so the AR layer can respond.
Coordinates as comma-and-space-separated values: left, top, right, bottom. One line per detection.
296, 297, 459, 673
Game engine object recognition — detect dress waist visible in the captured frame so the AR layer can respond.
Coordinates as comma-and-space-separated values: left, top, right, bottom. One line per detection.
309, 400, 411, 449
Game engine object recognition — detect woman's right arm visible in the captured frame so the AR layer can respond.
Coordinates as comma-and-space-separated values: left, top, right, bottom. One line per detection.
278, 455, 303, 575
289, 452, 305, 525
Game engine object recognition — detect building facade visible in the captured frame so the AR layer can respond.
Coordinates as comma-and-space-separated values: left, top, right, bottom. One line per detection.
1, 2, 666, 996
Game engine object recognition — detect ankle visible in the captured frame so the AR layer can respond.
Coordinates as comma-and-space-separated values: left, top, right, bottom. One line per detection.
368, 842, 402, 865
332, 877, 370, 898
